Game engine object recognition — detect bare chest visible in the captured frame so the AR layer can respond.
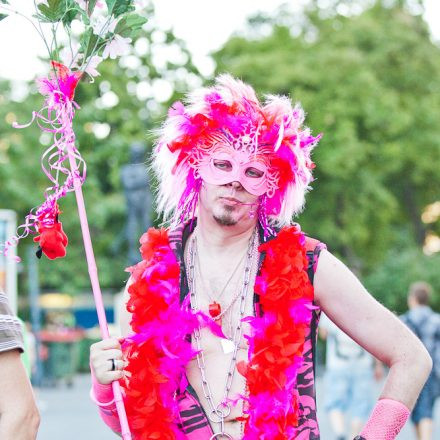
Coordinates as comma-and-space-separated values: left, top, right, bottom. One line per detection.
185, 235, 259, 436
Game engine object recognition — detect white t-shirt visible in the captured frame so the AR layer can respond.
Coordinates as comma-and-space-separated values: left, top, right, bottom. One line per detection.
320, 313, 373, 370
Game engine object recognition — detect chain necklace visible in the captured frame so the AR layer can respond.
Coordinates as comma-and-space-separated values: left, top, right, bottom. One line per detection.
195, 244, 247, 322
187, 229, 258, 439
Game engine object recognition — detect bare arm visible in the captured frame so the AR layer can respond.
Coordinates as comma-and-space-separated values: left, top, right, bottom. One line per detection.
314, 250, 432, 410
0, 350, 40, 440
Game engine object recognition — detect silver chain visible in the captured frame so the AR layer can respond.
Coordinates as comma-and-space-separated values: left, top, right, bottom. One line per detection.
187, 229, 258, 437
195, 247, 247, 306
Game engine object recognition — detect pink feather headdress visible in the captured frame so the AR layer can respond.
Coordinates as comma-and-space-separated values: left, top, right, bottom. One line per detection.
152, 74, 321, 228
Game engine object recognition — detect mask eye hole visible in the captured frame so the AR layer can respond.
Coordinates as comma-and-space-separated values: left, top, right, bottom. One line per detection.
213, 159, 232, 171
245, 167, 264, 178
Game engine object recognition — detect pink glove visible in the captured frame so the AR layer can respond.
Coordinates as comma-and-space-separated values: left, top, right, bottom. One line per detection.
90, 366, 121, 433
355, 398, 410, 440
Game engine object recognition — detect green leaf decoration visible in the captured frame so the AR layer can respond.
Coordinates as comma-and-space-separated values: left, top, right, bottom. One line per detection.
37, 0, 65, 23
114, 13, 147, 38
87, 0, 98, 16
80, 27, 95, 59
79, 27, 106, 60
112, 0, 135, 18
0, 0, 9, 4
0, 13, 8, 21
105, 0, 116, 14
74, 5, 91, 26
62, 0, 81, 27
32, 12, 53, 24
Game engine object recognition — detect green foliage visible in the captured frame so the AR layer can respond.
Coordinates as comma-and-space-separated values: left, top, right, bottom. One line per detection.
61, 0, 82, 27
87, 0, 98, 16
114, 13, 147, 38
0, 13, 7, 21
79, 28, 103, 60
25, 0, 147, 77
213, 1, 440, 274
105, 0, 117, 14
364, 248, 440, 314
0, 8, 200, 294
37, 0, 66, 23
105, 0, 134, 17
2, 0, 439, 315
111, 0, 135, 18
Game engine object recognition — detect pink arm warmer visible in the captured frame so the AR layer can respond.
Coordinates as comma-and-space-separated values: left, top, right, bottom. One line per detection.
90, 367, 122, 433
356, 398, 410, 440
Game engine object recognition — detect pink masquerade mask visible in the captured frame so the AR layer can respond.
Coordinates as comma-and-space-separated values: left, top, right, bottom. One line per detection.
198, 146, 270, 196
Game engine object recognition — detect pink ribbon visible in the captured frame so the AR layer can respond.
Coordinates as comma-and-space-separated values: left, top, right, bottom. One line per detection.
1, 90, 86, 259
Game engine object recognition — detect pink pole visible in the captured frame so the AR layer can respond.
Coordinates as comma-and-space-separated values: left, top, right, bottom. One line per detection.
66, 146, 132, 440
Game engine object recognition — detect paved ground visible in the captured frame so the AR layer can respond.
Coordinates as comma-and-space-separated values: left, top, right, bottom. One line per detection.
36, 373, 440, 439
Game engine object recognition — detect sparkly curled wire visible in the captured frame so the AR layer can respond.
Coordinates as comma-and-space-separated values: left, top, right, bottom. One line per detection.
1, 92, 86, 259
177, 177, 202, 226
258, 195, 276, 240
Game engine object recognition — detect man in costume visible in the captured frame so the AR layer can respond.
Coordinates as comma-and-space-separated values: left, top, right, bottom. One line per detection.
90, 75, 432, 439
0, 291, 40, 439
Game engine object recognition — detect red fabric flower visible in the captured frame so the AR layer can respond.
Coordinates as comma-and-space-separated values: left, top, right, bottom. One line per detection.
33, 221, 68, 259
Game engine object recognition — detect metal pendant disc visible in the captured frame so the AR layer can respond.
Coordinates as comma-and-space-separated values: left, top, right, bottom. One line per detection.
209, 433, 233, 439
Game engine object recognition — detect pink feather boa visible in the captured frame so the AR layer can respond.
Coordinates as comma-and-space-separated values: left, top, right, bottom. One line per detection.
121, 225, 314, 439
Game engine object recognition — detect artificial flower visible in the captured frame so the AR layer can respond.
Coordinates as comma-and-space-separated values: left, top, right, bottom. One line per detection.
37, 61, 82, 104
84, 55, 103, 77
91, 15, 117, 36
102, 35, 132, 59
60, 42, 81, 70
34, 221, 68, 259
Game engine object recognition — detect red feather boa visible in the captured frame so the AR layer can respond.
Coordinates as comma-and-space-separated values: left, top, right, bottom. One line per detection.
122, 225, 314, 439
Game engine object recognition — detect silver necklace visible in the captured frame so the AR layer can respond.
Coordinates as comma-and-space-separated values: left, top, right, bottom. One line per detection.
187, 229, 258, 439
195, 246, 246, 306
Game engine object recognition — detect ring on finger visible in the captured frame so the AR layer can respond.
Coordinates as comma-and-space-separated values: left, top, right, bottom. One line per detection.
109, 358, 124, 371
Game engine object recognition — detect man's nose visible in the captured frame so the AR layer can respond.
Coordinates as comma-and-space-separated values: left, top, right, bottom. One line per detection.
228, 181, 244, 190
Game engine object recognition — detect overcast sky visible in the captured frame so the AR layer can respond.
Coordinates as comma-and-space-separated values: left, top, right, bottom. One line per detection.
0, 0, 438, 81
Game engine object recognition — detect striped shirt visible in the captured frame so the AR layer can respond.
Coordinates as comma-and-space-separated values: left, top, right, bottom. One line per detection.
0, 291, 24, 353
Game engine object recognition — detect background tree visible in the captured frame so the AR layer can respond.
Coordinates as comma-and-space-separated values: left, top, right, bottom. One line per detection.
1, 0, 439, 313
213, 0, 440, 310
0, 1, 200, 293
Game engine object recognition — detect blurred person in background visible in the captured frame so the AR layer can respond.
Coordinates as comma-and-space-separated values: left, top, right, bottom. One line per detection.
319, 313, 384, 440
0, 290, 40, 439
401, 282, 440, 440
89, 75, 432, 439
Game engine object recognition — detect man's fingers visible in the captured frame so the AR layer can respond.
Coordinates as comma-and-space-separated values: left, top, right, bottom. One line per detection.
101, 349, 124, 362
91, 338, 121, 350
100, 370, 124, 385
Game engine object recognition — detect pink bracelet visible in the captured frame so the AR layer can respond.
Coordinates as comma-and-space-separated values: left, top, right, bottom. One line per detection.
90, 366, 121, 432
90, 386, 115, 407
358, 398, 410, 440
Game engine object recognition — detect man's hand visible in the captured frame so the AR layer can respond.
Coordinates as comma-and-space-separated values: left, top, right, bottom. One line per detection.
90, 338, 126, 385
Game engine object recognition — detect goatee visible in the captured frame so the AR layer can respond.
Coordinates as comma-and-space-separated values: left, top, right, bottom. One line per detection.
213, 213, 237, 226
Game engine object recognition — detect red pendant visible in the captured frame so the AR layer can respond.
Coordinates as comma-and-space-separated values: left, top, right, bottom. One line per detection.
209, 302, 221, 322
